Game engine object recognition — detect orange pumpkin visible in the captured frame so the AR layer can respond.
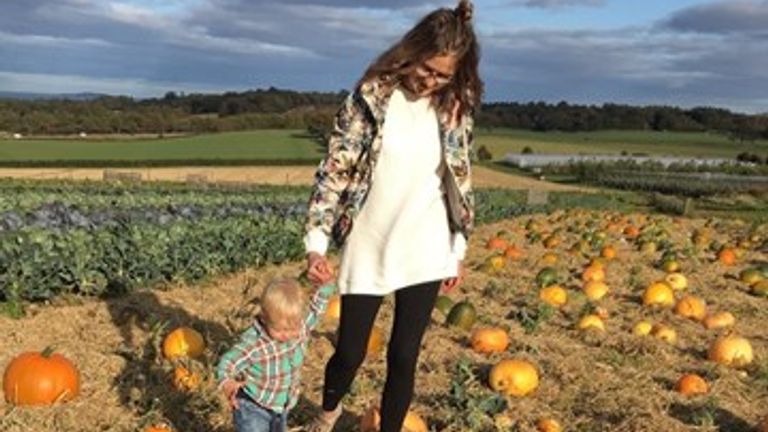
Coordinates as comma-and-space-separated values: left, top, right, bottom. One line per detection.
717, 248, 737, 266
624, 226, 640, 238
643, 282, 675, 308
583, 281, 609, 301
3, 347, 80, 406
676, 374, 708, 397
703, 312, 736, 330
325, 296, 341, 321
486, 237, 509, 251
366, 325, 386, 357
709, 335, 753, 367
504, 246, 525, 260
541, 252, 559, 266
471, 327, 510, 354
360, 405, 428, 432
540, 286, 568, 307
489, 359, 539, 397
537, 418, 563, 432
144, 424, 173, 432
163, 327, 205, 359
601, 245, 617, 259
172, 366, 200, 392
675, 295, 707, 321
581, 265, 605, 283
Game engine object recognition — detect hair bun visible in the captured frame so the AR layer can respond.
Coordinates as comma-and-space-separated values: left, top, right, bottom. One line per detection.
455, 0, 473, 22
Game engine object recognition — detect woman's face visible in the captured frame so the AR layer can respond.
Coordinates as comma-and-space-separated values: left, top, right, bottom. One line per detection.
404, 53, 458, 97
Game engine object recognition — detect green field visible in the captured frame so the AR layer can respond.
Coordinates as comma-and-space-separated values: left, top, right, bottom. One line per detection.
477, 129, 768, 159
0, 129, 765, 165
0, 130, 324, 164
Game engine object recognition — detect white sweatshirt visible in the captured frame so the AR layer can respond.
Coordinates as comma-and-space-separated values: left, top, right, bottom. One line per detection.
304, 87, 466, 295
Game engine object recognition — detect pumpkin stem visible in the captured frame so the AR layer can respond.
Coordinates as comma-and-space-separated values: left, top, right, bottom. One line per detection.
41, 346, 56, 358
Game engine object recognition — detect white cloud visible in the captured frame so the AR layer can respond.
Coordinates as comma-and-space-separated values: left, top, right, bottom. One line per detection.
0, 70, 233, 98
507, 0, 606, 9
0, 31, 113, 48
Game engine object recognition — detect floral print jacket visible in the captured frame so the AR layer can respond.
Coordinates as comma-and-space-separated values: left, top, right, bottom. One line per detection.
305, 76, 476, 250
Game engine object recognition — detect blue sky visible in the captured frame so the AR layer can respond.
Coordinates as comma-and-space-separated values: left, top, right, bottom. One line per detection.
1, 0, 767, 113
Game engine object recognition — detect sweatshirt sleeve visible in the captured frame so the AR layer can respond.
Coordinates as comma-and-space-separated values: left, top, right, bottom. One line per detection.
449, 231, 467, 260
304, 283, 337, 331
215, 326, 266, 387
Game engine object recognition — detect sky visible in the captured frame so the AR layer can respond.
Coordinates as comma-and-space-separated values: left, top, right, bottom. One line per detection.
1, 0, 767, 113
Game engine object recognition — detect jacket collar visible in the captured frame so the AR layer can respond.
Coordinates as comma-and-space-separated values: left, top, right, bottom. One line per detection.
358, 75, 455, 132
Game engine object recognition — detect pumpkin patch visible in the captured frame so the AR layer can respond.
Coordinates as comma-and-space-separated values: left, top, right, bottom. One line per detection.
0, 199, 765, 431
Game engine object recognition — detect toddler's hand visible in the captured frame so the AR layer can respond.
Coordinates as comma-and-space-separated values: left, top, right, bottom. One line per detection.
221, 378, 245, 409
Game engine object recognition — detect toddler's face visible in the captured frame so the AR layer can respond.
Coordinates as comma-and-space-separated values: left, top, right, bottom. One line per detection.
264, 317, 302, 342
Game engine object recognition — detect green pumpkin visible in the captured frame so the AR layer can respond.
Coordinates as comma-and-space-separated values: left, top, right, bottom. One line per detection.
446, 301, 477, 331
535, 267, 559, 288
434, 295, 455, 316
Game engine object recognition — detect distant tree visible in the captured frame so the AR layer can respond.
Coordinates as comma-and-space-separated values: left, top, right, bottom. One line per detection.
477, 145, 493, 161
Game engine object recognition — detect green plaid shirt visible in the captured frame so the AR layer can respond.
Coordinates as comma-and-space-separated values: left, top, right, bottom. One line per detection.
216, 283, 336, 413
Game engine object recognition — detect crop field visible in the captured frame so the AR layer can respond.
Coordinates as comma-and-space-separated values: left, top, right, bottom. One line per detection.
477, 130, 768, 160
0, 179, 767, 432
2, 130, 765, 166
0, 130, 324, 164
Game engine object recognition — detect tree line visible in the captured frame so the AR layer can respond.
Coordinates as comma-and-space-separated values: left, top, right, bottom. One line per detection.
1, 89, 766, 143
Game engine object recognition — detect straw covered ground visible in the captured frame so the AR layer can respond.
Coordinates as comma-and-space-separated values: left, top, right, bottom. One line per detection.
1, 211, 767, 431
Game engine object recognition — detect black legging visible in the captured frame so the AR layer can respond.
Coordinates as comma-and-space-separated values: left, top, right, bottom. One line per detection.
322, 280, 441, 432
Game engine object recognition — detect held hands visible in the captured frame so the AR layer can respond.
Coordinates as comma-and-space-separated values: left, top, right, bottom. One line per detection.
306, 251, 335, 286
441, 260, 465, 293
221, 378, 245, 409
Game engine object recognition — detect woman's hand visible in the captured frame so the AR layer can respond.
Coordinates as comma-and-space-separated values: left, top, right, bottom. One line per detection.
307, 251, 334, 286
441, 260, 465, 293
221, 378, 245, 409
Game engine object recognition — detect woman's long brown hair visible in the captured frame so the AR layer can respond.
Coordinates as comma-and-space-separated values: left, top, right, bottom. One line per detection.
358, 0, 483, 117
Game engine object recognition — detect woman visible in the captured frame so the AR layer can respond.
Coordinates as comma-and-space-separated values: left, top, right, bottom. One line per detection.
304, 1, 482, 430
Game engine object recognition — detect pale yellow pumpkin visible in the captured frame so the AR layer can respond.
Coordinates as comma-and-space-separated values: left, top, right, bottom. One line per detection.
708, 335, 753, 367
651, 323, 677, 344
578, 315, 605, 332
703, 312, 736, 330
664, 273, 688, 290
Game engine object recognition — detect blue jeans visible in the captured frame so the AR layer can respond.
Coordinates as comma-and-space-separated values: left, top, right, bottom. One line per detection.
233, 390, 288, 432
